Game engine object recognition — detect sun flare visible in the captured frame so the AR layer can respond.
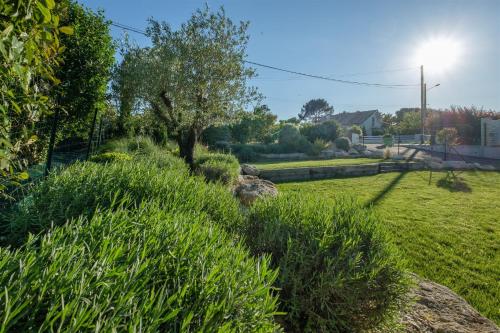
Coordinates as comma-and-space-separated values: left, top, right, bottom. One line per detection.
414, 36, 463, 72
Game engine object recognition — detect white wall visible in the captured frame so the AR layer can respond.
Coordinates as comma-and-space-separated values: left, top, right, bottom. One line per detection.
361, 114, 383, 136
481, 118, 500, 147
408, 144, 500, 160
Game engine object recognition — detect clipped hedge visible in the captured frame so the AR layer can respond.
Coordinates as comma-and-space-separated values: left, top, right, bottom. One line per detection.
195, 153, 240, 185
0, 202, 280, 332
6, 159, 242, 246
245, 194, 409, 332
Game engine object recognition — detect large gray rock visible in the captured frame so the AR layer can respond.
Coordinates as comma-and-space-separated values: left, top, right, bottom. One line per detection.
403, 275, 499, 333
234, 175, 278, 206
240, 163, 260, 176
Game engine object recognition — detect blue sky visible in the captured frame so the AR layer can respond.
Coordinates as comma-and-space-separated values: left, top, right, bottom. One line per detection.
81, 0, 499, 119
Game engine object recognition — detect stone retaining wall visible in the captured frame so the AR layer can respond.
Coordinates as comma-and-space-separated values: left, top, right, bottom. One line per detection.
259, 162, 425, 183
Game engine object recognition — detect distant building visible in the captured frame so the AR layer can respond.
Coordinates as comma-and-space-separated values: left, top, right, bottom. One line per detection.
328, 110, 383, 136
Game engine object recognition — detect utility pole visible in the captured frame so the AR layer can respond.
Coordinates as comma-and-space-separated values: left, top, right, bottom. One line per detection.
420, 65, 425, 144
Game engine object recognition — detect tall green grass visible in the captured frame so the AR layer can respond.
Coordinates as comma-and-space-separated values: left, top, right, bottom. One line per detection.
246, 194, 409, 332
5, 159, 242, 247
0, 202, 280, 332
195, 152, 240, 185
2, 137, 410, 332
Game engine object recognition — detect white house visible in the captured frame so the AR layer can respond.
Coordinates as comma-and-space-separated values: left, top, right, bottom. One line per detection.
328, 110, 383, 136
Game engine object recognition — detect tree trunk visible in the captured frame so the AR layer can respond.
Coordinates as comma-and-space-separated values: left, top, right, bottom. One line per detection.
177, 126, 198, 170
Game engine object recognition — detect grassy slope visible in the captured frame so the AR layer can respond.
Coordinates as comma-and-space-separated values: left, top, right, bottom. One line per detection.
254, 158, 383, 170
278, 171, 500, 324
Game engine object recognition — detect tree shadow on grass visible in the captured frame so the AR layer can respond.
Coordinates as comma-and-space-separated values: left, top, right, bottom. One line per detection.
436, 171, 472, 193
365, 171, 408, 208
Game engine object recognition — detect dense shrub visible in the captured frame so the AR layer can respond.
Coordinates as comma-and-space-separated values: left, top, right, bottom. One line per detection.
0, 203, 280, 332
233, 145, 259, 162
201, 125, 232, 146
134, 149, 188, 171
334, 136, 351, 151
195, 153, 240, 185
245, 194, 408, 332
308, 139, 328, 156
90, 152, 132, 163
99, 137, 130, 153
300, 120, 340, 143
127, 136, 158, 155
262, 132, 277, 144
350, 125, 363, 135
276, 125, 312, 154
213, 141, 231, 153
6, 159, 242, 246
278, 124, 301, 145
436, 127, 458, 145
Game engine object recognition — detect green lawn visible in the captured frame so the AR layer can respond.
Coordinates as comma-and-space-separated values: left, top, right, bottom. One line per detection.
254, 157, 383, 170
278, 171, 500, 324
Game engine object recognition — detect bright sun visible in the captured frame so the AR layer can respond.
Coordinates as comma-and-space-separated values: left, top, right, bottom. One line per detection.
414, 36, 463, 72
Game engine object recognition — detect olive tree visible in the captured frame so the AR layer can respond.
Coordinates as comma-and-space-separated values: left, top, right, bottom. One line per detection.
130, 7, 258, 168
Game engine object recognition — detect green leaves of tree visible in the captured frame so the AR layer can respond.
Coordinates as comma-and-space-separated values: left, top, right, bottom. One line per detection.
0, 0, 64, 197
58, 26, 73, 35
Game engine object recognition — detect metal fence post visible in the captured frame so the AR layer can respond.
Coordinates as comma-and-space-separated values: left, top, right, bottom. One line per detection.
86, 108, 99, 160
45, 107, 60, 176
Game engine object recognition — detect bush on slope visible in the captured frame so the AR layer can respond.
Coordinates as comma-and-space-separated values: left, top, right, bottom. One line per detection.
0, 202, 280, 332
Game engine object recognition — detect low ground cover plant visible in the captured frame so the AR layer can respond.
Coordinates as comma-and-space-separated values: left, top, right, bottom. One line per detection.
245, 194, 409, 332
89, 151, 132, 163
3, 136, 411, 331
278, 172, 500, 324
0, 202, 280, 332
195, 152, 240, 185
5, 158, 242, 247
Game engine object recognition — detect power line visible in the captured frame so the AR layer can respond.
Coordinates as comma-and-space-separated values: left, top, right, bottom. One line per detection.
110, 20, 419, 89
110, 22, 147, 36
334, 66, 419, 78
245, 60, 419, 88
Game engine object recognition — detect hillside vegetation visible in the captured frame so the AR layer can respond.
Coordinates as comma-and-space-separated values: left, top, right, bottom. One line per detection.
1, 138, 409, 332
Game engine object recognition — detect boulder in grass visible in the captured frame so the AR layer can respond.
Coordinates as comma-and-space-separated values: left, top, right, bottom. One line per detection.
234, 175, 278, 206
403, 275, 499, 333
240, 163, 260, 176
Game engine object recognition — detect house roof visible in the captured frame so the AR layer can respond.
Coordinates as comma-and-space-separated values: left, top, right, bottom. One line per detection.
330, 110, 379, 126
